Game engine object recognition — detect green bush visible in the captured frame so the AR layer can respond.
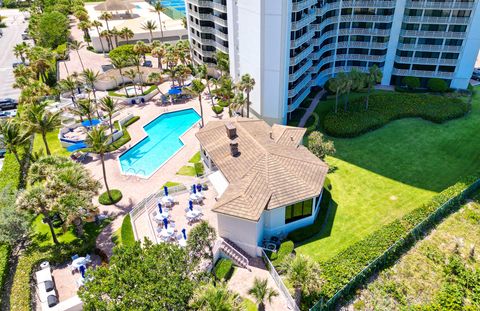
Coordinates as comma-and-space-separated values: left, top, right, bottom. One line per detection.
194, 162, 204, 176
99, 189, 123, 205
109, 44, 135, 63
427, 78, 448, 93
323, 93, 469, 137
270, 241, 294, 267
212, 105, 224, 115
402, 76, 420, 90
287, 190, 332, 242
37, 11, 69, 48
120, 215, 135, 247
0, 153, 22, 190
0, 244, 11, 305
314, 176, 479, 306
214, 258, 234, 281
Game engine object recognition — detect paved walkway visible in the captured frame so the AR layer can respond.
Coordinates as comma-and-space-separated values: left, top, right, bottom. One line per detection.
298, 90, 325, 128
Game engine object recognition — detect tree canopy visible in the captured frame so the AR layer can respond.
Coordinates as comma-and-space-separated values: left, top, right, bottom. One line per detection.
37, 11, 69, 48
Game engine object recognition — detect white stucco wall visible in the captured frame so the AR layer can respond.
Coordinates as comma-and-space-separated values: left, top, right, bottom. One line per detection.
217, 213, 263, 256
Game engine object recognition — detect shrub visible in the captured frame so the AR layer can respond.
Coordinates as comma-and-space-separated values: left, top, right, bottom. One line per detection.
214, 258, 233, 281
0, 244, 11, 305
0, 153, 21, 190
120, 215, 135, 247
313, 176, 479, 306
212, 105, 224, 116
427, 78, 448, 93
270, 240, 294, 267
323, 93, 469, 137
98, 189, 123, 205
109, 45, 135, 64
37, 12, 69, 48
194, 162, 204, 176
402, 76, 420, 90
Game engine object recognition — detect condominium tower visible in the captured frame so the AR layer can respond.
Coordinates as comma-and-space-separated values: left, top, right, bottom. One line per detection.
186, 0, 480, 124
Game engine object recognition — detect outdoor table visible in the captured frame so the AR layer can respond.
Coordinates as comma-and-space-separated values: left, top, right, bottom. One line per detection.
159, 228, 175, 239
161, 196, 174, 206
72, 257, 87, 269
154, 211, 169, 221
178, 238, 187, 247
186, 210, 201, 219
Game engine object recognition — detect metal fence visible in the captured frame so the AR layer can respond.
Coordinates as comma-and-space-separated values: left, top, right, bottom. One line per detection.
310, 178, 480, 311
261, 250, 300, 311
129, 184, 188, 219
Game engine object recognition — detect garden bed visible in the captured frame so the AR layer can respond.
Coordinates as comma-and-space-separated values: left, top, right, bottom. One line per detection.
323, 93, 469, 137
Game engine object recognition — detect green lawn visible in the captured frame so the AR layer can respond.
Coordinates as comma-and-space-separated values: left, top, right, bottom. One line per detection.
294, 88, 480, 262
33, 130, 70, 157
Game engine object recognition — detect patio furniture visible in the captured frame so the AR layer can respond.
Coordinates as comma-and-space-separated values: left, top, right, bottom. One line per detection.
161, 196, 174, 207
71, 254, 79, 261
85, 254, 91, 263
72, 257, 87, 270
159, 228, 175, 241
154, 211, 169, 222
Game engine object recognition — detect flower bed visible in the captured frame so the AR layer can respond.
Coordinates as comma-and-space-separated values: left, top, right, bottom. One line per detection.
323, 93, 469, 137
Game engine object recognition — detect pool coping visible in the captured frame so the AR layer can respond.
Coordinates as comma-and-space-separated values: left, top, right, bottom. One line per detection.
117, 108, 201, 179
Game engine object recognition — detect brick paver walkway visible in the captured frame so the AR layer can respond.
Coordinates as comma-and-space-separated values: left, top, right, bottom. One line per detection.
298, 90, 325, 128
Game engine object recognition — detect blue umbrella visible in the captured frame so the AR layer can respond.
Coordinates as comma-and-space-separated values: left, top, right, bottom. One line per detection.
158, 203, 163, 214
66, 142, 87, 152
189, 200, 193, 211
196, 184, 202, 192
79, 265, 86, 278
164, 186, 168, 196
168, 88, 181, 95
192, 185, 197, 194
182, 228, 187, 240
163, 218, 168, 229
81, 119, 101, 127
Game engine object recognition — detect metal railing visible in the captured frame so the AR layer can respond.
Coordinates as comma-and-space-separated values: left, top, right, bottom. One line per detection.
292, 0, 316, 12
262, 249, 300, 311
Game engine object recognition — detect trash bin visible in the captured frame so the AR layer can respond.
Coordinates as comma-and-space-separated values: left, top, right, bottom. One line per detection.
40, 261, 50, 270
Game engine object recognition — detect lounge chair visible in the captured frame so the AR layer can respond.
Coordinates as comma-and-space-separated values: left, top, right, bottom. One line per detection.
71, 254, 79, 261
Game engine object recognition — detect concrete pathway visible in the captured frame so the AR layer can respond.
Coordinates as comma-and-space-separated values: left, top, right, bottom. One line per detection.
298, 90, 325, 128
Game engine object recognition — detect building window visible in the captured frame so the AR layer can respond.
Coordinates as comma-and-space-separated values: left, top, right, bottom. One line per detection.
285, 199, 313, 224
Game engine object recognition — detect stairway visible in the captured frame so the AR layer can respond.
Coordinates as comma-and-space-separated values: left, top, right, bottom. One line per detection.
216, 238, 250, 271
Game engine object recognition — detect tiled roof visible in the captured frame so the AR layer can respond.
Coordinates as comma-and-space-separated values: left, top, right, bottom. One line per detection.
196, 118, 328, 221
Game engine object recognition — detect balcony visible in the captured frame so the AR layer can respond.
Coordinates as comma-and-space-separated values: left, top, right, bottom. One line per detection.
311, 43, 336, 59
188, 0, 227, 12
317, 2, 341, 15
406, 0, 475, 9
400, 29, 466, 39
333, 66, 369, 74
336, 54, 385, 62
340, 14, 393, 23
341, 41, 389, 49
288, 74, 312, 97
395, 56, 457, 65
341, 0, 395, 7
290, 45, 314, 66
403, 16, 470, 24
292, 0, 316, 12
291, 14, 316, 31
290, 31, 315, 49
338, 28, 390, 36
288, 86, 311, 113
290, 60, 313, 82
392, 68, 454, 79
397, 43, 462, 52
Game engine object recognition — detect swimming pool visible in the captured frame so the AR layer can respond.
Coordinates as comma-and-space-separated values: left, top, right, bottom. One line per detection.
161, 0, 186, 13
119, 109, 200, 178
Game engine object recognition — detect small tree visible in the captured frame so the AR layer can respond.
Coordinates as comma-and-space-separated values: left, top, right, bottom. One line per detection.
99, 96, 117, 134
248, 277, 278, 311
184, 79, 206, 127
0, 119, 30, 166
187, 220, 217, 267
365, 65, 383, 110
427, 78, 448, 93
238, 74, 256, 118
0, 189, 30, 246
308, 131, 335, 160
189, 282, 243, 311
402, 76, 420, 90
22, 101, 60, 156
211, 105, 224, 118
327, 77, 344, 114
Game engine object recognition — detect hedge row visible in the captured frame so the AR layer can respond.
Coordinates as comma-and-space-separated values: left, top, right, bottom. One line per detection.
311, 176, 478, 308
214, 258, 233, 281
269, 240, 294, 267
120, 215, 135, 247
0, 244, 11, 306
323, 93, 469, 137
0, 153, 22, 191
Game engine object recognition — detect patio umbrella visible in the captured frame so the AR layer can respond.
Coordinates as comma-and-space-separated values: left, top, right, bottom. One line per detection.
164, 186, 168, 196
182, 228, 187, 240
66, 142, 87, 152
168, 88, 181, 96
163, 218, 168, 229
158, 203, 163, 214
196, 184, 202, 192
192, 185, 197, 194
79, 265, 86, 278
189, 200, 193, 211
81, 119, 101, 127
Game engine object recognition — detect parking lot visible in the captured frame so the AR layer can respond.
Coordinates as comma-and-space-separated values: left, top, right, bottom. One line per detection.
0, 9, 30, 100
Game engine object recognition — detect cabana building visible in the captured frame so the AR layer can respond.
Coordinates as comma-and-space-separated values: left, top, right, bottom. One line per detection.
196, 118, 328, 256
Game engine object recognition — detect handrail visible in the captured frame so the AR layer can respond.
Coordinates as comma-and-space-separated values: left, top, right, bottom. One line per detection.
218, 238, 249, 267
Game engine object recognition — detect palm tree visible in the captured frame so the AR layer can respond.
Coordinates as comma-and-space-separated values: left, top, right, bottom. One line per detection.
69, 40, 86, 71
130, 56, 144, 93
248, 278, 278, 311
13, 42, 29, 63
110, 27, 120, 48
58, 76, 78, 105
86, 126, 114, 202
27, 47, 55, 82
153, 2, 165, 40
184, 79, 206, 127
0, 119, 30, 166
213, 76, 235, 116
148, 72, 164, 95
365, 65, 383, 110
73, 99, 95, 124
100, 11, 112, 32
232, 92, 247, 117
215, 51, 230, 77
110, 56, 129, 96
23, 102, 60, 156
327, 76, 344, 114
189, 282, 243, 311
238, 74, 256, 118
280, 255, 322, 307
99, 96, 117, 134
151, 44, 165, 69
82, 69, 100, 105
120, 27, 134, 45
141, 20, 157, 43
133, 41, 150, 62
124, 69, 138, 96
91, 20, 106, 53
78, 21, 92, 45
100, 30, 112, 51
196, 64, 215, 106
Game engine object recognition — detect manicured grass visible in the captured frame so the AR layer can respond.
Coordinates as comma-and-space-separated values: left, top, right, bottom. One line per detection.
33, 130, 70, 157
108, 85, 157, 98
104, 116, 139, 152
162, 181, 182, 188
351, 199, 480, 310
176, 165, 196, 176
188, 151, 201, 163
213, 258, 234, 281
242, 298, 257, 311
113, 214, 135, 246
294, 88, 480, 262
31, 215, 77, 247
99, 189, 123, 205
177, 152, 205, 176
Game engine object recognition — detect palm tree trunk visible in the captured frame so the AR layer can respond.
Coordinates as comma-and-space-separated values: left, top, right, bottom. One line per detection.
294, 287, 302, 308
149, 30, 153, 43
206, 81, 215, 106
199, 95, 204, 127
73, 217, 84, 236
76, 50, 85, 71
100, 153, 113, 201
259, 302, 265, 311
42, 132, 51, 156
63, 61, 70, 76
158, 13, 164, 40
335, 91, 339, 113
44, 215, 59, 244
246, 92, 250, 118
96, 27, 106, 54
366, 85, 371, 111
109, 116, 113, 134
12, 150, 21, 166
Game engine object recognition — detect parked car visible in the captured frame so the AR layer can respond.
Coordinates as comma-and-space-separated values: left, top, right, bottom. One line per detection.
12, 62, 24, 68
472, 68, 480, 81
143, 60, 153, 67
0, 110, 17, 118
0, 98, 18, 111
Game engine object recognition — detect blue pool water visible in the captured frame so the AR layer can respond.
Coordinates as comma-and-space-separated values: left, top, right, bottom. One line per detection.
119, 109, 200, 178
161, 0, 186, 13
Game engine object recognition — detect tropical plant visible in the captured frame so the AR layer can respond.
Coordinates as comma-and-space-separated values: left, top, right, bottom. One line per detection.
148, 72, 164, 94
91, 20, 106, 52
120, 27, 134, 45
99, 11, 112, 32
364, 65, 383, 110
215, 51, 229, 76
196, 64, 215, 105
100, 29, 112, 51
151, 44, 165, 69
279, 254, 323, 306
427, 78, 448, 93
19, 80, 51, 105
110, 27, 120, 48
69, 40, 86, 71
213, 76, 235, 116
187, 220, 216, 267
232, 92, 246, 117
110, 56, 129, 96
37, 11, 69, 48
153, 2, 165, 40
72, 99, 95, 123
0, 189, 30, 246
82, 68, 100, 105
86, 126, 114, 202
238, 74, 255, 118
141, 20, 157, 43
133, 40, 150, 61
189, 282, 243, 311
248, 277, 278, 311
99, 96, 117, 134
130, 55, 144, 92
307, 131, 335, 160
0, 119, 30, 165
58, 76, 78, 102
13, 42, 29, 63
402, 76, 420, 90
327, 76, 344, 114
78, 20, 91, 43
22, 101, 60, 156
124, 69, 138, 96
26, 46, 55, 82
184, 79, 206, 127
